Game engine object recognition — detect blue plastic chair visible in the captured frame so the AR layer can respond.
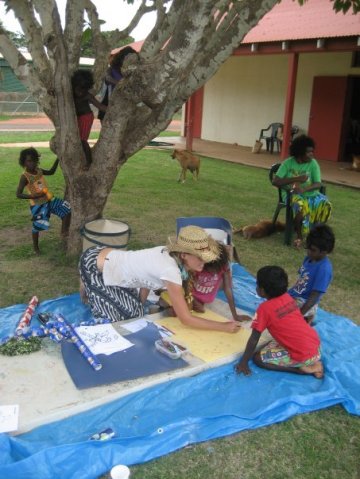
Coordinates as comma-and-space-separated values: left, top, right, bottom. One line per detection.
176, 216, 240, 263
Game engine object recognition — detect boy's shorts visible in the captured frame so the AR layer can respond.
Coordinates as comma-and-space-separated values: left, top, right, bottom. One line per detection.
31, 198, 71, 233
77, 112, 94, 141
259, 340, 321, 367
294, 297, 318, 319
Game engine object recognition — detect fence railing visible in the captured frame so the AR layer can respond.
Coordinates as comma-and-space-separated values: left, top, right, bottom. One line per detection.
0, 98, 41, 114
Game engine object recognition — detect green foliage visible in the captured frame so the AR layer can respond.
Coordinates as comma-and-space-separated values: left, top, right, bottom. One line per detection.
0, 337, 42, 356
80, 28, 134, 58
0, 20, 27, 48
297, 0, 360, 13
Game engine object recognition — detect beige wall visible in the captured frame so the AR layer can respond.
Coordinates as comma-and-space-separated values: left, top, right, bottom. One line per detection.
201, 52, 359, 147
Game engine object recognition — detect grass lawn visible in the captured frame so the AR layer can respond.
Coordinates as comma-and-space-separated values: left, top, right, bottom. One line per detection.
1, 145, 359, 479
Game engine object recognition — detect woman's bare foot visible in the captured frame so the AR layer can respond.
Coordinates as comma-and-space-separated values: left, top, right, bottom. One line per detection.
299, 360, 324, 379
293, 238, 303, 249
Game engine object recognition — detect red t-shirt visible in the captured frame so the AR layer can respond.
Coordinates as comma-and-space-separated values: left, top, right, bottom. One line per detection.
252, 292, 320, 362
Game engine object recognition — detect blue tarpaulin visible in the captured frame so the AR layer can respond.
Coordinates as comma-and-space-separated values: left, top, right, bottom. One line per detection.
0, 264, 359, 479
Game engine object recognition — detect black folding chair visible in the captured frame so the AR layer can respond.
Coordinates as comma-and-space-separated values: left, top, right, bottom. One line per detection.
259, 123, 283, 153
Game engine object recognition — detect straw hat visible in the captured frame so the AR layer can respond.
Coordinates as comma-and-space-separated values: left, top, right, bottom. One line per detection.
167, 225, 220, 263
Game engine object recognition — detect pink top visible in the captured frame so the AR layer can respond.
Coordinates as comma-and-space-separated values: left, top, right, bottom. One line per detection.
192, 265, 228, 304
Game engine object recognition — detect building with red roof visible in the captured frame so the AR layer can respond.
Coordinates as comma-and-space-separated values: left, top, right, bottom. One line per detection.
185, 0, 360, 162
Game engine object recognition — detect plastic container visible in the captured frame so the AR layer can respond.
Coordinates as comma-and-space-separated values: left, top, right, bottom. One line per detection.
155, 339, 188, 359
110, 465, 130, 479
81, 219, 131, 252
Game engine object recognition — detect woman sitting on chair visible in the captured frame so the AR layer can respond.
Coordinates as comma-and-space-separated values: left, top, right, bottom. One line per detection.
272, 135, 332, 248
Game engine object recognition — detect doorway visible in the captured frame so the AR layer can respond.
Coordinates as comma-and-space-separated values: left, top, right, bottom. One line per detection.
308, 75, 360, 162
344, 76, 360, 162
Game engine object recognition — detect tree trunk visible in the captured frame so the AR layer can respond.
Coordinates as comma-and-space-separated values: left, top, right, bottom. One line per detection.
0, 0, 281, 255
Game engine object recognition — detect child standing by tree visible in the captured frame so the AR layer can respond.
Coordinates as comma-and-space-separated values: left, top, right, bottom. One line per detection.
235, 265, 323, 379
288, 224, 335, 324
71, 69, 107, 166
16, 147, 71, 255
192, 242, 243, 321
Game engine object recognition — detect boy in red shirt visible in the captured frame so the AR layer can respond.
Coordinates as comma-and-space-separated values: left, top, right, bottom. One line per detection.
236, 265, 323, 378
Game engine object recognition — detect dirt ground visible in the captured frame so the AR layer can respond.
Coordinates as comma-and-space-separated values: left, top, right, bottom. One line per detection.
0, 115, 181, 132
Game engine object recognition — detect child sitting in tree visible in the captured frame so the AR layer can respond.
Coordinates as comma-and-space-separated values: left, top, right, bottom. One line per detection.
192, 242, 243, 322
16, 147, 71, 255
236, 265, 323, 379
71, 69, 107, 167
288, 223, 335, 324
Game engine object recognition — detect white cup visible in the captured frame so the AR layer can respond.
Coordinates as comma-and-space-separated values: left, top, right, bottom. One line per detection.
110, 464, 130, 479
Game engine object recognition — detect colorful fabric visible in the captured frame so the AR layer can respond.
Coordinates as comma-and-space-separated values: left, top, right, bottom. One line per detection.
77, 112, 94, 141
289, 256, 333, 303
294, 297, 318, 319
79, 246, 144, 322
30, 198, 70, 233
259, 339, 321, 367
251, 292, 320, 362
291, 192, 332, 237
23, 168, 48, 206
275, 156, 332, 237
192, 266, 228, 304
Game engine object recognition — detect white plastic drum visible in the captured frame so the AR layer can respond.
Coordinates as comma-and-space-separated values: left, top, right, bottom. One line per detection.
81, 219, 131, 252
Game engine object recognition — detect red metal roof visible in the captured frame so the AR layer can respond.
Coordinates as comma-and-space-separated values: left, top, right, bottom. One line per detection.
242, 0, 360, 44
111, 40, 144, 55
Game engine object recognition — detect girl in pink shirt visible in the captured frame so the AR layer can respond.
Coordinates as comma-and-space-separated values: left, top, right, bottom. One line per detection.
192, 243, 243, 322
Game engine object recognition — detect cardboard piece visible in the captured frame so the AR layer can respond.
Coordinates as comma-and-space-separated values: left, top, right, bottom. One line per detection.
155, 309, 251, 363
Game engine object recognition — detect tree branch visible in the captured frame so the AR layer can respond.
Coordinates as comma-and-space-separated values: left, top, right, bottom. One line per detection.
0, 24, 55, 114
176, 0, 278, 97
5, 0, 53, 89
64, 0, 86, 74
141, 0, 173, 58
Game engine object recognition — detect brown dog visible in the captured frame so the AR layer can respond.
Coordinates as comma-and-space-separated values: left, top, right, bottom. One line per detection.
233, 219, 285, 239
171, 149, 200, 183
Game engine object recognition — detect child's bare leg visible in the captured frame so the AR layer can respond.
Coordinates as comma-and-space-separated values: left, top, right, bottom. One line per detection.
32, 232, 40, 255
253, 352, 324, 379
192, 298, 205, 313
293, 213, 303, 248
81, 140, 92, 167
